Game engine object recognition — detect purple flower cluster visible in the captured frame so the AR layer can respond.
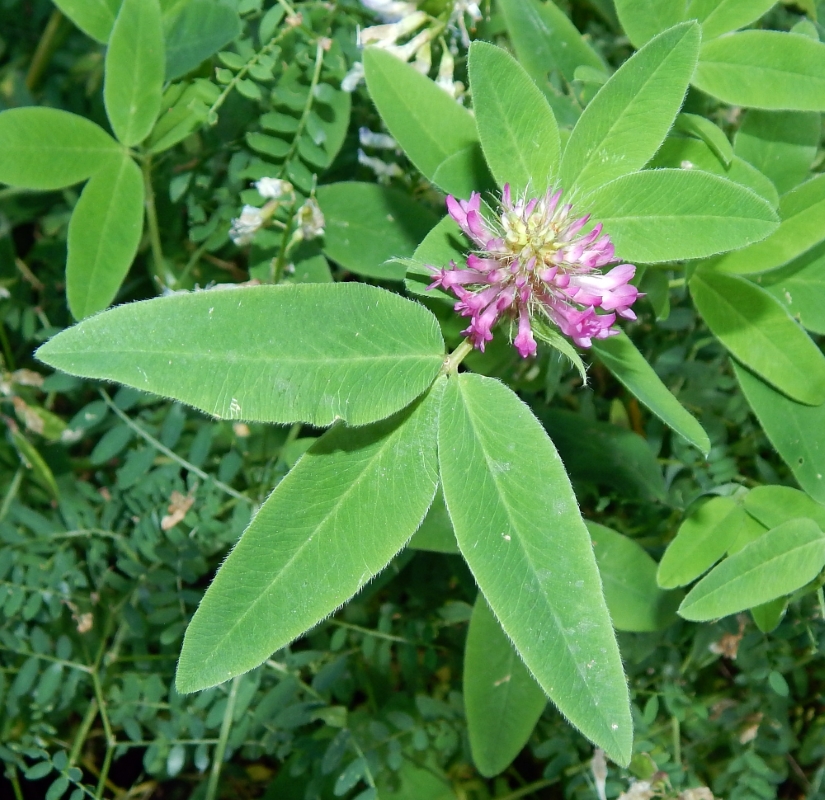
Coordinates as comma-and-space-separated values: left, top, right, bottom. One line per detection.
427, 185, 640, 357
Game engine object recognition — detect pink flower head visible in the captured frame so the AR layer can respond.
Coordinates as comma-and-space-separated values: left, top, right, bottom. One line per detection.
427, 184, 641, 356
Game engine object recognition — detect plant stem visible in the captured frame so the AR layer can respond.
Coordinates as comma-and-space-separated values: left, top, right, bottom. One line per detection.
141, 155, 167, 285
91, 670, 115, 798
69, 698, 99, 767
204, 676, 241, 800
0, 467, 22, 522
493, 778, 556, 800
26, 9, 67, 91
439, 338, 474, 376
672, 715, 681, 768
99, 390, 252, 504
271, 197, 297, 284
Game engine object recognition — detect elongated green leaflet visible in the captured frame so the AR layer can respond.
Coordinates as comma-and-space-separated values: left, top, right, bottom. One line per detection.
469, 41, 560, 195
36, 284, 445, 426
53, 0, 120, 43
744, 486, 825, 532
694, 31, 825, 111
561, 22, 700, 200
679, 518, 825, 621
587, 170, 779, 263
364, 47, 479, 197
691, 270, 825, 406
104, 0, 165, 146
615, 0, 686, 48
592, 332, 709, 455
66, 155, 144, 320
0, 108, 121, 190
176, 383, 442, 692
438, 374, 632, 765
734, 364, 825, 504
657, 497, 745, 589
687, 0, 776, 41
588, 522, 680, 631
464, 596, 546, 777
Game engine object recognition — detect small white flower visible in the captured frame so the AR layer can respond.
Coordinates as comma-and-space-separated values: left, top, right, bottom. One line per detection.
255, 178, 293, 200
360, 0, 418, 23
296, 198, 325, 240
230, 205, 264, 246
359, 127, 397, 149
341, 61, 365, 92
357, 149, 404, 182
359, 10, 428, 48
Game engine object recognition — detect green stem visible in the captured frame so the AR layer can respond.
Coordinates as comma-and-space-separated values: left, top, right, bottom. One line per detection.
207, 30, 290, 122
7, 765, 24, 800
99, 390, 252, 504
25, 10, 68, 91
91, 670, 115, 798
280, 38, 326, 174
69, 698, 99, 768
276, 0, 298, 17
271, 197, 297, 284
0, 320, 15, 370
493, 778, 556, 800
0, 467, 22, 522
204, 676, 241, 800
672, 715, 681, 768
141, 155, 167, 285
439, 338, 474, 377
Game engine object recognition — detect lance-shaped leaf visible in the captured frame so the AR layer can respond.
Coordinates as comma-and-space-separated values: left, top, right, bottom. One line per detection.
615, 0, 688, 48
734, 363, 825, 504
36, 283, 445, 426
317, 182, 438, 281
744, 486, 825, 532
469, 41, 560, 195
657, 496, 745, 589
104, 0, 165, 146
176, 382, 443, 692
694, 31, 825, 111
464, 596, 546, 777
711, 174, 825, 275
587, 170, 779, 263
498, 0, 605, 86
650, 136, 778, 208
364, 47, 479, 197
588, 522, 681, 631
763, 244, 825, 335
687, 0, 776, 40
0, 108, 121, 190
439, 374, 632, 765
66, 155, 144, 320
53, 0, 121, 43
561, 22, 700, 200
679, 518, 825, 621
691, 270, 825, 406
734, 110, 820, 196
592, 332, 709, 455
674, 112, 732, 167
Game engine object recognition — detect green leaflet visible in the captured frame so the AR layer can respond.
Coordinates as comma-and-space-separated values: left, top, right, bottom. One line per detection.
36, 283, 445, 427
674, 113, 732, 168
587, 170, 779, 263
540, 408, 666, 503
691, 270, 825, 406
176, 382, 443, 692
657, 496, 745, 589
163, 0, 242, 81
686, 0, 775, 40
66, 155, 144, 320
762, 243, 825, 335
615, 0, 688, 48
404, 215, 466, 305
464, 596, 546, 777
407, 490, 459, 554
734, 110, 820, 195
711, 174, 825, 275
588, 522, 681, 632
53, 0, 121, 42
363, 47, 478, 197
104, 0, 165, 146
751, 597, 787, 633
592, 332, 710, 455
438, 374, 632, 765
0, 108, 121, 190
317, 182, 437, 281
734, 364, 825, 504
561, 22, 700, 200
744, 486, 825, 531
679, 518, 825, 621
469, 42, 560, 195
650, 136, 778, 208
694, 31, 825, 111
497, 0, 605, 87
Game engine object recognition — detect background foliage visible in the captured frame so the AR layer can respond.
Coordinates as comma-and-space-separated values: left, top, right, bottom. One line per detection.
3, 1, 825, 799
